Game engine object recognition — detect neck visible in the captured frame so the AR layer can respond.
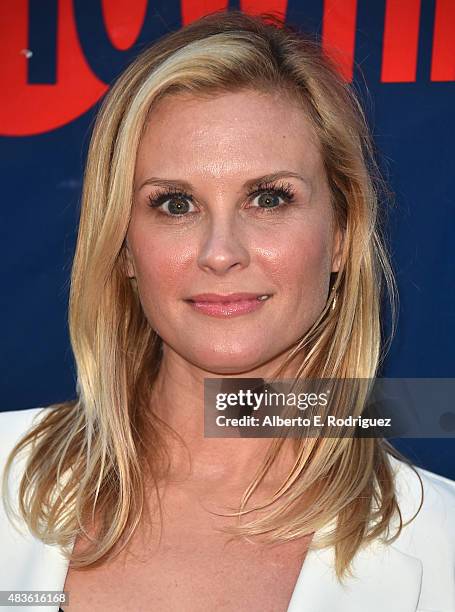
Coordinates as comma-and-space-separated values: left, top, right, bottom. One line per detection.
147, 345, 300, 493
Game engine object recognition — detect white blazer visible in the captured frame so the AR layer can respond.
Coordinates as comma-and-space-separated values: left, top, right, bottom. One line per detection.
1, 407, 454, 612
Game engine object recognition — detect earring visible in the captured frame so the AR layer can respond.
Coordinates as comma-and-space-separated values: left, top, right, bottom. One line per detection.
329, 271, 338, 311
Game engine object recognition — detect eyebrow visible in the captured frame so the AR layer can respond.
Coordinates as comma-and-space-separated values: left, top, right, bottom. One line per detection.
138, 171, 310, 192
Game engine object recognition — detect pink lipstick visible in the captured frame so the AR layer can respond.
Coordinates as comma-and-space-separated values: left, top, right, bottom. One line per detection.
185, 292, 272, 318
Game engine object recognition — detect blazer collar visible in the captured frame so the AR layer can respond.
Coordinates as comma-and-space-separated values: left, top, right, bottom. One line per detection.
31, 533, 422, 612
9, 512, 422, 612
287, 535, 422, 612
5, 448, 423, 611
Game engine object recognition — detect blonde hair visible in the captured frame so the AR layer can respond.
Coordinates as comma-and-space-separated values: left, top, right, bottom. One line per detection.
2, 10, 421, 580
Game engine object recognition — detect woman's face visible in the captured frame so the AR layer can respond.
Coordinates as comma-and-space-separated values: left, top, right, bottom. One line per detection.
126, 89, 343, 374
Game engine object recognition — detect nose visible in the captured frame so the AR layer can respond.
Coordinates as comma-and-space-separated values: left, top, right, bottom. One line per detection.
197, 216, 250, 275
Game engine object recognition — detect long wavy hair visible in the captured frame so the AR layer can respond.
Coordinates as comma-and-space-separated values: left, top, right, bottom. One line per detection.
2, 10, 420, 580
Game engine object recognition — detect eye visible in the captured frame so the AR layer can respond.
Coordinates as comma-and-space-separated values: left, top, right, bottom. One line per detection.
247, 181, 296, 213
146, 180, 297, 220
147, 188, 196, 217
250, 190, 288, 210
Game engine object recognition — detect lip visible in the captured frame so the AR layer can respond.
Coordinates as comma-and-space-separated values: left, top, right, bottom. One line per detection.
184, 293, 272, 318
186, 292, 270, 303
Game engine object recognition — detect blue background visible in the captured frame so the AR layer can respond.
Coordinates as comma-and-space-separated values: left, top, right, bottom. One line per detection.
1, 1, 454, 478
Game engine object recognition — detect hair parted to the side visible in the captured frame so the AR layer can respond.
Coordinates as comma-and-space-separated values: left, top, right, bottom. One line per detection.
2, 10, 422, 581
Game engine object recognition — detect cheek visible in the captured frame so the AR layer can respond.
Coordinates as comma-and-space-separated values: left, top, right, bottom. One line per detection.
136, 246, 182, 291
127, 227, 192, 306
128, 239, 184, 335
127, 214, 334, 313
263, 223, 334, 296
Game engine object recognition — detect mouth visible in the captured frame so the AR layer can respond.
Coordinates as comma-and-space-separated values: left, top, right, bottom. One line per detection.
185, 292, 272, 303
184, 293, 273, 318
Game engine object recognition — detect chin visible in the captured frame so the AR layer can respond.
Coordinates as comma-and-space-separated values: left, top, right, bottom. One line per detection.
188, 345, 270, 375
195, 361, 265, 376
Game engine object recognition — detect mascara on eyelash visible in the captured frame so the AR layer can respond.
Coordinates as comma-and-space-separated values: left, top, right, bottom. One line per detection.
147, 181, 297, 213
248, 180, 296, 202
148, 187, 194, 208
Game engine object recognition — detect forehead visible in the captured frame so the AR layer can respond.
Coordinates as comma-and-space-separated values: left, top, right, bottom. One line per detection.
135, 89, 324, 182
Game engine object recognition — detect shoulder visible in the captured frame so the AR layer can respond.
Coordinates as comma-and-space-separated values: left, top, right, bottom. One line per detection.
388, 453, 455, 530
387, 454, 455, 609
0, 407, 53, 529
0, 407, 71, 592
0, 407, 51, 465
0, 406, 51, 540
0, 406, 52, 441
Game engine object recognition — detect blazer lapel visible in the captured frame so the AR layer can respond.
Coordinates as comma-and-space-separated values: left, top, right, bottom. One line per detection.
0, 518, 72, 598
0, 436, 74, 601
287, 537, 422, 612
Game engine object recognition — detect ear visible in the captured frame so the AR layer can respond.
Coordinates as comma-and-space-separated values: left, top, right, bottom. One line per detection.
331, 224, 344, 273
124, 240, 136, 278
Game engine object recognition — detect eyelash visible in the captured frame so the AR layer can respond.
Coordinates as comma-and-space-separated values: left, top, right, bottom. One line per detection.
146, 181, 296, 221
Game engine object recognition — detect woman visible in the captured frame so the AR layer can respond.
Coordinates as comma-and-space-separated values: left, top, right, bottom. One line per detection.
1, 10, 454, 612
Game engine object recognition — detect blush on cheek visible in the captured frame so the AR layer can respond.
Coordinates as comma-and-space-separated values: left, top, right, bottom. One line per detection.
307, 231, 334, 280
267, 225, 332, 277
131, 251, 189, 331
278, 231, 333, 317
